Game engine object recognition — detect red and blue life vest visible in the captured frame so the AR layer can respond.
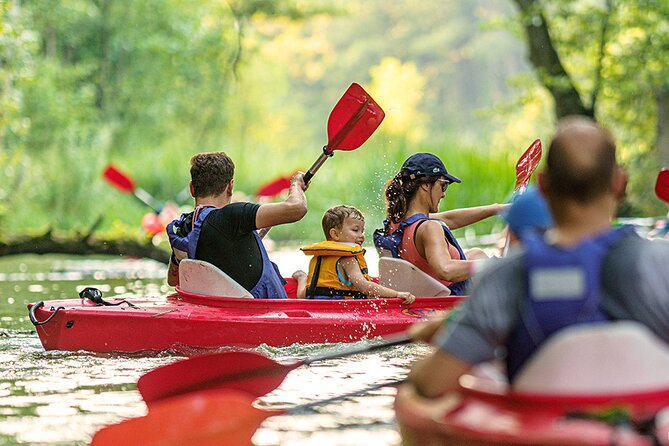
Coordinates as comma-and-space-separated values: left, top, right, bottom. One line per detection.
373, 213, 470, 295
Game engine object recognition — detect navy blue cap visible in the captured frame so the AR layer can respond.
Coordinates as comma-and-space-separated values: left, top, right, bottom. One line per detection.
502, 186, 554, 236
401, 153, 461, 183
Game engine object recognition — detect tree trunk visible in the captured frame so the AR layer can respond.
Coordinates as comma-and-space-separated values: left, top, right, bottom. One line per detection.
655, 84, 669, 169
0, 230, 169, 264
512, 0, 593, 118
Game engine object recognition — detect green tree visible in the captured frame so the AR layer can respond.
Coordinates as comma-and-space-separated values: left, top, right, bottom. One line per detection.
369, 57, 428, 147
511, 0, 669, 214
1, 0, 320, 235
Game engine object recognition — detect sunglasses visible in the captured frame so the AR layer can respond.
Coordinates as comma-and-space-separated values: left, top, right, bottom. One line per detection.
435, 179, 450, 192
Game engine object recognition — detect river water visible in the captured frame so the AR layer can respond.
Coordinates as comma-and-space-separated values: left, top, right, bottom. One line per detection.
0, 251, 433, 446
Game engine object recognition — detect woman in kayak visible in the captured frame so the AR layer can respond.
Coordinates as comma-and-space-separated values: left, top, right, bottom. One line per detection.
295, 205, 415, 304
374, 152, 506, 295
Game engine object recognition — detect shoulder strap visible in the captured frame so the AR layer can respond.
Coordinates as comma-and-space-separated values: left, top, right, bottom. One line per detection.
306, 257, 323, 299
441, 224, 467, 260
404, 215, 467, 261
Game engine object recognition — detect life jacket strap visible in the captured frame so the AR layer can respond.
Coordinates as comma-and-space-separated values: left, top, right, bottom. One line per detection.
306, 256, 323, 298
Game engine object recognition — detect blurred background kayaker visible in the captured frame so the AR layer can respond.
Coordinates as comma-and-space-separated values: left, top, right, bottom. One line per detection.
374, 152, 507, 295
648, 211, 669, 239
165, 152, 308, 298
406, 116, 669, 398
498, 185, 554, 253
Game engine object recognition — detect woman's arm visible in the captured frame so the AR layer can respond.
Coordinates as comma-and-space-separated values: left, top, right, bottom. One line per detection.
340, 257, 415, 304
418, 220, 473, 282
430, 203, 508, 230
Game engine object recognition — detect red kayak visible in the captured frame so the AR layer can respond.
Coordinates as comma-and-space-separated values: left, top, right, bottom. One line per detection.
395, 379, 669, 445
395, 322, 669, 445
28, 290, 460, 353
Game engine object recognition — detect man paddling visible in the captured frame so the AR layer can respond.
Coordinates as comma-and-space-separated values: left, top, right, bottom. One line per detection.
407, 116, 669, 397
166, 152, 307, 298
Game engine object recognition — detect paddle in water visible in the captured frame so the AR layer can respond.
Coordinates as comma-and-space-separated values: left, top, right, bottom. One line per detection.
137, 332, 412, 406
102, 164, 163, 213
258, 83, 385, 238
501, 139, 543, 256
92, 380, 404, 446
655, 169, 669, 204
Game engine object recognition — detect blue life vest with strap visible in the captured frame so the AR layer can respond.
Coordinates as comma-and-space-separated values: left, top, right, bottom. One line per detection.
373, 213, 470, 295
166, 206, 287, 299
167, 206, 215, 260
505, 226, 634, 381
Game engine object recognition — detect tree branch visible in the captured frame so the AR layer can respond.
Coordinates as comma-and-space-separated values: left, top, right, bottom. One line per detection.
513, 0, 593, 118
590, 0, 613, 113
0, 230, 169, 264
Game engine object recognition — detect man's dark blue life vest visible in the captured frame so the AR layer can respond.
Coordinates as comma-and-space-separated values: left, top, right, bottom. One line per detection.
505, 226, 634, 381
166, 206, 287, 299
373, 213, 470, 295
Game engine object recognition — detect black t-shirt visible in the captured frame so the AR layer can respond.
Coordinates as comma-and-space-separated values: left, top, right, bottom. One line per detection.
195, 202, 262, 291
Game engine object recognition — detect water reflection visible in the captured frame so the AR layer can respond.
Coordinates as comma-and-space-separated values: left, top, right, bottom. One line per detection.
0, 254, 430, 445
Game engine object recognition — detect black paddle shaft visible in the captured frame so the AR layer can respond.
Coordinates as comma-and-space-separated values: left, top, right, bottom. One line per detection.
303, 334, 412, 366
289, 377, 407, 413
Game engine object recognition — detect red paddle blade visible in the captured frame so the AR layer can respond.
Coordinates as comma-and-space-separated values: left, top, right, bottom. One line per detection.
514, 139, 542, 190
326, 83, 385, 153
138, 351, 298, 406
255, 175, 292, 198
102, 164, 135, 193
90, 389, 280, 446
656, 169, 669, 204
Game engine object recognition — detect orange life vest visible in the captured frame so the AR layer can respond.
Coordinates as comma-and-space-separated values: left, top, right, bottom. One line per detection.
301, 241, 370, 298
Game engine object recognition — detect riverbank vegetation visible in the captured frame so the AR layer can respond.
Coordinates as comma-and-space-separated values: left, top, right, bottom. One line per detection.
0, 0, 667, 255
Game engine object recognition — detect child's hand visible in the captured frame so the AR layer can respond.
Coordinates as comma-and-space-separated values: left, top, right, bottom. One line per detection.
397, 291, 415, 305
292, 270, 307, 281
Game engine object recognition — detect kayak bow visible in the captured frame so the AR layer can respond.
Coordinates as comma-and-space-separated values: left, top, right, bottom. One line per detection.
28, 288, 460, 353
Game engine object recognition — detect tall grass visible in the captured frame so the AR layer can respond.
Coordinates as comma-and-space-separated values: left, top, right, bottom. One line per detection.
3, 129, 524, 248
257, 135, 521, 245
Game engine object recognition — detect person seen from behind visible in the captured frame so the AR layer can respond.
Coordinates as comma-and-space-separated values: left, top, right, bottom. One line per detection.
166, 152, 308, 298
405, 116, 669, 398
295, 205, 415, 304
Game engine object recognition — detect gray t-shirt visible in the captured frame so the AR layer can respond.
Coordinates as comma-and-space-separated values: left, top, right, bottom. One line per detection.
436, 232, 669, 366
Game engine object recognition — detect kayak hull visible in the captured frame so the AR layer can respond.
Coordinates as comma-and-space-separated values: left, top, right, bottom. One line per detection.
28, 289, 461, 353
394, 376, 669, 446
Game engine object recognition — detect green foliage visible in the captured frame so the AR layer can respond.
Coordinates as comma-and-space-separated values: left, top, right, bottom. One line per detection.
509, 0, 669, 216
0, 0, 666, 249
266, 140, 516, 244
254, 0, 524, 143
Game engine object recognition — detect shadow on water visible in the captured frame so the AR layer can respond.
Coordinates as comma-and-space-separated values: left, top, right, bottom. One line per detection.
0, 254, 429, 445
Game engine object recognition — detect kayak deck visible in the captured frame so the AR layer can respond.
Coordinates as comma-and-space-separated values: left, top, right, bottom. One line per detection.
395, 322, 669, 445
395, 379, 669, 445
28, 291, 462, 353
